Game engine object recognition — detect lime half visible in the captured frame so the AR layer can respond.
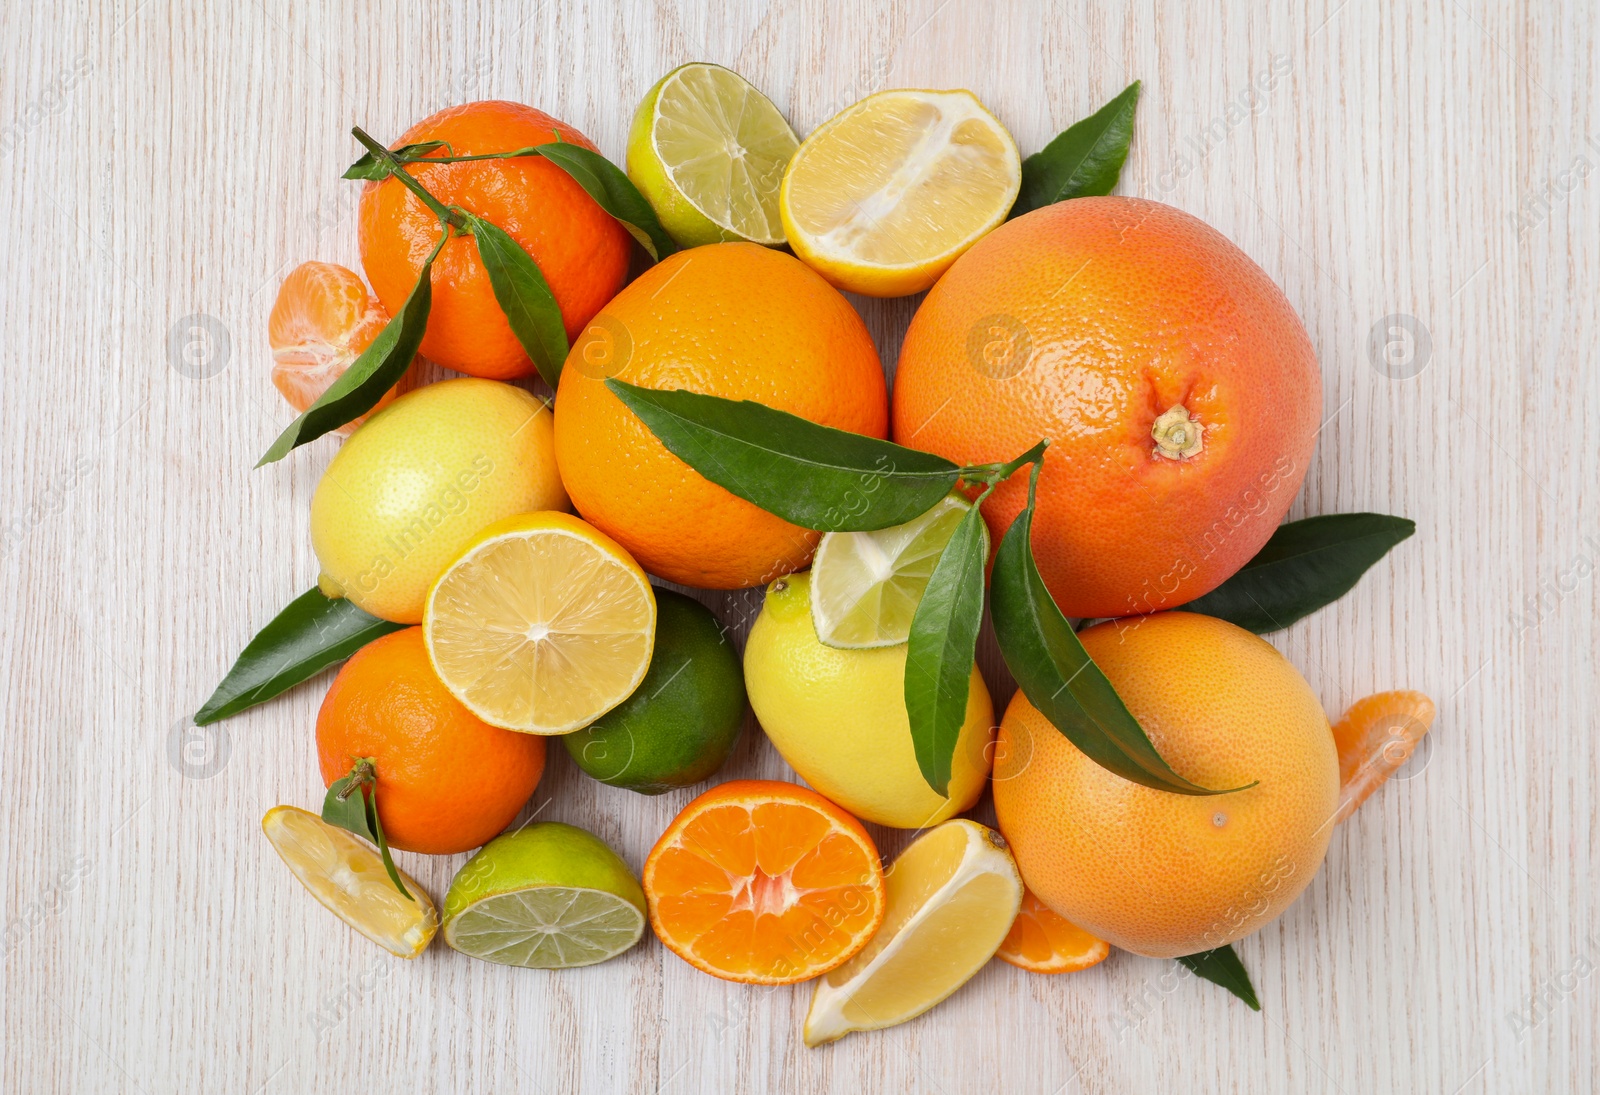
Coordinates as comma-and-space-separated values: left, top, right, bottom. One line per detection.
626, 62, 799, 247
442, 823, 647, 969
810, 492, 983, 648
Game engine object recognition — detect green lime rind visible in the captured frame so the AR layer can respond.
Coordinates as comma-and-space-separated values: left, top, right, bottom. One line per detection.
442, 823, 646, 969
564, 589, 746, 794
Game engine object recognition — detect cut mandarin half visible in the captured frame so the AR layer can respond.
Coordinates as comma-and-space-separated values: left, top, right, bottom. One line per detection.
261, 805, 437, 958
267, 261, 412, 431
642, 780, 886, 985
779, 89, 1021, 297
1332, 690, 1437, 824
423, 512, 657, 735
995, 888, 1111, 974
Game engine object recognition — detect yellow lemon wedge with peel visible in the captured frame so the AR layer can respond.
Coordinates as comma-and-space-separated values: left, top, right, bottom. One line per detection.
804, 819, 1022, 1046
780, 89, 1021, 297
262, 805, 438, 959
423, 512, 656, 734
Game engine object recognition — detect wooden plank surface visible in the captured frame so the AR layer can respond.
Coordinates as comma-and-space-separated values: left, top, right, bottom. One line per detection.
1, 0, 1594, 1091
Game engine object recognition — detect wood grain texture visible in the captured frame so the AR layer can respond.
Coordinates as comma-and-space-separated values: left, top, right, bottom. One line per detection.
1, 0, 1594, 1091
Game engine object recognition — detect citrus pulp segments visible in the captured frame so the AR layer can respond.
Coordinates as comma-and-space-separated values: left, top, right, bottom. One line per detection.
444, 886, 647, 969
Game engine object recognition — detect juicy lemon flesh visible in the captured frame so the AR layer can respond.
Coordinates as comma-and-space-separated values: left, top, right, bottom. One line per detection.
445, 886, 646, 969
783, 90, 1020, 272
811, 493, 976, 648
805, 820, 1021, 1045
262, 806, 437, 959
427, 528, 655, 734
655, 64, 798, 243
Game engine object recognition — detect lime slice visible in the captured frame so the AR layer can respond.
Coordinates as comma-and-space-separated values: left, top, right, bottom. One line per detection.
442, 822, 648, 969
423, 512, 657, 734
262, 805, 438, 958
809, 492, 982, 648
627, 62, 799, 247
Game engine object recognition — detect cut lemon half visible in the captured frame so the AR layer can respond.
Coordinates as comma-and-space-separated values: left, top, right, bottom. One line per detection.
442, 823, 648, 969
810, 491, 980, 648
262, 805, 437, 958
996, 888, 1111, 974
804, 819, 1022, 1046
627, 62, 800, 247
423, 512, 656, 734
780, 89, 1021, 297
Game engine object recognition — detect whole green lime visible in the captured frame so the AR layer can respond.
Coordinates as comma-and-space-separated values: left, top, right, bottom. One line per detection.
563, 589, 745, 793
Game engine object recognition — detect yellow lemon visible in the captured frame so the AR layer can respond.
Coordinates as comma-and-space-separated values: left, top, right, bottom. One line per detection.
310, 378, 569, 624
743, 571, 993, 828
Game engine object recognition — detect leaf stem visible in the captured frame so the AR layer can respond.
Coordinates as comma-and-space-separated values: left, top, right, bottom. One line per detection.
351, 126, 466, 229
959, 438, 1051, 489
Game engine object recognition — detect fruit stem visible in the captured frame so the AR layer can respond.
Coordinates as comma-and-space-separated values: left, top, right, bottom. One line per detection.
959, 437, 1050, 489
350, 126, 467, 230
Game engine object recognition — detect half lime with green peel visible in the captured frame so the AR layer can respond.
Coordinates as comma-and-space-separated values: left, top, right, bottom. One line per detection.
442, 823, 647, 969
809, 491, 984, 649
626, 62, 799, 247
564, 589, 746, 794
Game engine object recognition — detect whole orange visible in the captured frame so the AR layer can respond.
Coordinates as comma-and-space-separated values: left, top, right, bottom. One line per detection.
359, 100, 632, 380
991, 612, 1338, 959
554, 242, 887, 588
316, 627, 546, 855
892, 197, 1320, 619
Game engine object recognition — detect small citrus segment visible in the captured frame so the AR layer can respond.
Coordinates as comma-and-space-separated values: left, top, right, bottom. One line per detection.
804, 820, 1023, 1046
1331, 690, 1436, 823
995, 888, 1111, 974
423, 512, 656, 734
779, 89, 1021, 297
267, 261, 410, 432
627, 63, 799, 247
810, 491, 978, 648
643, 780, 886, 985
442, 823, 648, 969
261, 805, 437, 959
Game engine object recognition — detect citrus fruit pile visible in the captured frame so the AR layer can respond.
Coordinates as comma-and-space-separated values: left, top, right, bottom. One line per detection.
203, 63, 1429, 1047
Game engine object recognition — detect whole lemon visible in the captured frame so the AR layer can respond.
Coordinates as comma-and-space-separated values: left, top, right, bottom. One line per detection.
311, 378, 568, 623
992, 612, 1338, 959
743, 571, 994, 828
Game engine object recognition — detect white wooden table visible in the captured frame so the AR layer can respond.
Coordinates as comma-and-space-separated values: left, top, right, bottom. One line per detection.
2, 1, 1594, 1091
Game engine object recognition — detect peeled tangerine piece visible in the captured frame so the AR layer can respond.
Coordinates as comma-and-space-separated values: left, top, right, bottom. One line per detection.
262, 805, 437, 958
1331, 691, 1437, 824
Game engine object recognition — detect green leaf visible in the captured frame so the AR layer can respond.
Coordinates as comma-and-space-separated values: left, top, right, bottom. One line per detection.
257, 230, 443, 465
1011, 81, 1141, 218
533, 141, 677, 262
342, 140, 448, 180
321, 759, 413, 900
1176, 946, 1261, 1010
605, 380, 963, 531
1184, 513, 1417, 634
990, 463, 1243, 796
194, 588, 405, 725
904, 499, 991, 795
466, 213, 570, 391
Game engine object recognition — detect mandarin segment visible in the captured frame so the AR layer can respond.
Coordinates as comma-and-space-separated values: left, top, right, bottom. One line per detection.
996, 889, 1111, 974
1331, 690, 1437, 823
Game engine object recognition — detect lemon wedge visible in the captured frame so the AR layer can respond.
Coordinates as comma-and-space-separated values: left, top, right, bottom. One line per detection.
262, 805, 437, 958
780, 89, 1021, 297
804, 819, 1023, 1045
423, 512, 656, 734
809, 491, 980, 649
627, 62, 800, 247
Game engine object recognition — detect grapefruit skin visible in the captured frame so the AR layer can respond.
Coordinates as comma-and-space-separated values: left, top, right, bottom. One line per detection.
892, 197, 1320, 620
992, 612, 1338, 959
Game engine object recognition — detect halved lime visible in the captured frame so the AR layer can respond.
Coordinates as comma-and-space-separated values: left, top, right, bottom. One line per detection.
810, 492, 983, 648
442, 823, 647, 969
626, 62, 799, 247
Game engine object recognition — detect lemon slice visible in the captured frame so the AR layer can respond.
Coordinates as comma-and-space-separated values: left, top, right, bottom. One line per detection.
443, 823, 648, 969
423, 512, 656, 734
261, 805, 437, 958
804, 819, 1022, 1046
780, 89, 1021, 297
809, 491, 981, 648
627, 62, 800, 247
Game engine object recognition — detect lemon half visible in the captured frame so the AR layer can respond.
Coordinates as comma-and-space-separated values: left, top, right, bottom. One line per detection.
780, 88, 1021, 297
423, 512, 656, 734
